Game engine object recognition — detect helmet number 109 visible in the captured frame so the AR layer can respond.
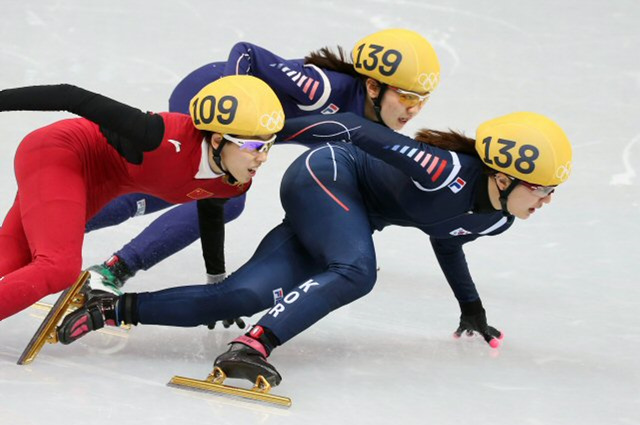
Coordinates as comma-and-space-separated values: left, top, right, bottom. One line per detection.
481, 137, 539, 174
192, 95, 238, 126
354, 43, 403, 77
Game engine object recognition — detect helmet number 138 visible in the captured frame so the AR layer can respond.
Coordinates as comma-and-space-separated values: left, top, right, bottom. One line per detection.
481, 136, 540, 175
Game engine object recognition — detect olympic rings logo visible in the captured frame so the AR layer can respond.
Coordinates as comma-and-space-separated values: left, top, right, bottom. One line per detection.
260, 111, 284, 131
555, 161, 572, 182
418, 72, 439, 92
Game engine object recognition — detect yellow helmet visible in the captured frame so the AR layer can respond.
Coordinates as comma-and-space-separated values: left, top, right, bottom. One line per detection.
189, 75, 285, 136
475, 112, 572, 186
351, 28, 440, 94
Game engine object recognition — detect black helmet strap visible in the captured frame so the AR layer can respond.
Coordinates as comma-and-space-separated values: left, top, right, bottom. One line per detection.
210, 138, 238, 185
372, 82, 389, 128
497, 176, 520, 215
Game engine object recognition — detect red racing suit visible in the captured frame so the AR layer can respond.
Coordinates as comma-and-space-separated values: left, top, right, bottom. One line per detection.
0, 85, 249, 319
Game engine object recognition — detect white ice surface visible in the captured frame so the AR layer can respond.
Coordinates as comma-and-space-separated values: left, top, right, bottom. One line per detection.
0, 1, 639, 424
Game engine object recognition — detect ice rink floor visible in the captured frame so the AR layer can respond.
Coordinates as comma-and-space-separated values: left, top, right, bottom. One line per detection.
0, 1, 639, 424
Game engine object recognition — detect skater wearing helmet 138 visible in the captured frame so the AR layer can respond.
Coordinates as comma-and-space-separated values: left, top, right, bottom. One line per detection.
0, 75, 284, 320
83, 29, 440, 315
58, 110, 572, 388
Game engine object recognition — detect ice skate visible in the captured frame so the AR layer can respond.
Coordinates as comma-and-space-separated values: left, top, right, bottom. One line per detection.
214, 340, 282, 386
168, 335, 290, 407
85, 255, 133, 296
18, 271, 90, 365
29, 256, 125, 317
56, 291, 120, 345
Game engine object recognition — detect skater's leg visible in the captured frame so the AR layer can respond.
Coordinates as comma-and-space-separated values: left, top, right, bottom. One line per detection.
0, 197, 32, 277
254, 145, 378, 345
0, 140, 87, 320
88, 202, 200, 290
85, 193, 172, 232
107, 194, 245, 276
223, 194, 246, 223
135, 222, 320, 326
58, 222, 320, 343
213, 146, 377, 386
89, 193, 246, 285
117, 202, 200, 272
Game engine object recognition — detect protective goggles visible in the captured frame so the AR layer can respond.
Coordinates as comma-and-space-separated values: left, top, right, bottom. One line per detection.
388, 86, 430, 108
510, 177, 556, 197
223, 134, 276, 153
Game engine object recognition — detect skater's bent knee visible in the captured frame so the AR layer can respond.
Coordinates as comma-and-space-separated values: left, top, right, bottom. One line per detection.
224, 196, 246, 223
330, 257, 378, 296
35, 257, 83, 293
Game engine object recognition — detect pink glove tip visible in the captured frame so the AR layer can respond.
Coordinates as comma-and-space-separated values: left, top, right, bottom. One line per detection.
489, 339, 500, 349
452, 332, 461, 339
498, 332, 505, 340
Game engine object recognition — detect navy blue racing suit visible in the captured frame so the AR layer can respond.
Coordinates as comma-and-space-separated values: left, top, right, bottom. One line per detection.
86, 42, 367, 277
131, 113, 514, 345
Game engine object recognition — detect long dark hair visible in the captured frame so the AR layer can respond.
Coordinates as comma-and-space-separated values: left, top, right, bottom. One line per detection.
304, 46, 364, 81
414, 129, 495, 175
305, 49, 491, 173
414, 129, 475, 154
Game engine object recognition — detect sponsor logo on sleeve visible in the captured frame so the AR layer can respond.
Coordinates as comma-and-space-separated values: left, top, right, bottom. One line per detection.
321, 103, 340, 114
448, 177, 466, 193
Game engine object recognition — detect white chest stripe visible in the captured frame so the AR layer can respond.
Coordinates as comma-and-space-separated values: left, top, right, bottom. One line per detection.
411, 151, 461, 192
297, 64, 332, 112
479, 216, 509, 235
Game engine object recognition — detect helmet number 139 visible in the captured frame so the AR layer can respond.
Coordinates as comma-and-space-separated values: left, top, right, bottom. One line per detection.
354, 43, 403, 77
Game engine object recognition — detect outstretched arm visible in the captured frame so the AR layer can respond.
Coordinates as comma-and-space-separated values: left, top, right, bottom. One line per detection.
430, 235, 480, 303
280, 113, 460, 189
0, 84, 165, 163
224, 42, 332, 112
430, 235, 503, 348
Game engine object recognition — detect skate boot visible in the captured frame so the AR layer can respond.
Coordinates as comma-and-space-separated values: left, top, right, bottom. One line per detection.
214, 327, 282, 387
57, 292, 120, 345
84, 255, 134, 297
167, 326, 290, 406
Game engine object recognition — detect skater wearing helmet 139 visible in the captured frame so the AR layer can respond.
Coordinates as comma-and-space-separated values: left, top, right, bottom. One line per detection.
84, 29, 440, 313
58, 110, 572, 388
0, 75, 284, 321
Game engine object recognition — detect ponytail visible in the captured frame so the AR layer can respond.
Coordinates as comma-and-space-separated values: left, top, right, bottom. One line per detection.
304, 46, 363, 81
414, 129, 495, 175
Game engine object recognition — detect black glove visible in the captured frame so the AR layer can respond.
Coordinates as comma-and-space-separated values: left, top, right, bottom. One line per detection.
454, 299, 503, 348
222, 318, 246, 329
207, 317, 247, 330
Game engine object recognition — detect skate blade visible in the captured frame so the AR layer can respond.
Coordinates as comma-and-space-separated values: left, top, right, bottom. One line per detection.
168, 367, 292, 407
31, 302, 132, 333
17, 271, 90, 365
